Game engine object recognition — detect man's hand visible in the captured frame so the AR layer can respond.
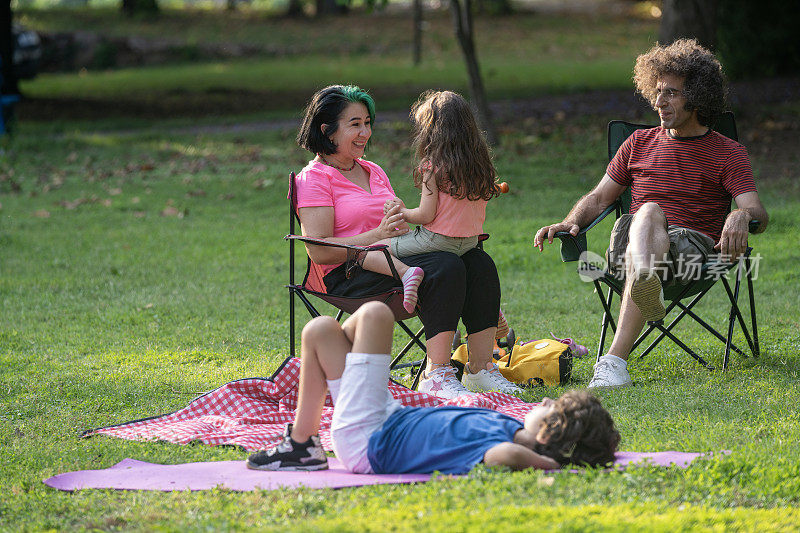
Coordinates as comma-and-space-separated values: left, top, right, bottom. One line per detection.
715, 209, 751, 261
533, 222, 580, 251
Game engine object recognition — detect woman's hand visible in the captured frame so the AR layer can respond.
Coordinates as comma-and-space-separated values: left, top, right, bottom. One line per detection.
375, 204, 410, 240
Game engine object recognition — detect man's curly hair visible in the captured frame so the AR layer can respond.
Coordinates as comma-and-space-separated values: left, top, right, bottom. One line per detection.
634, 38, 727, 127
533, 390, 620, 467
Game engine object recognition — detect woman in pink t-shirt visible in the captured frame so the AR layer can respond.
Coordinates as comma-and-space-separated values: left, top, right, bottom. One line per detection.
294, 85, 515, 400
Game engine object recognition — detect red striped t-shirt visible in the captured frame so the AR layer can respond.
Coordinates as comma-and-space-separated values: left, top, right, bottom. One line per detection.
606, 127, 757, 242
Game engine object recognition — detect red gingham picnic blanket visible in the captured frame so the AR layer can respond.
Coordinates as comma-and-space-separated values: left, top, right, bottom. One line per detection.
83, 357, 540, 452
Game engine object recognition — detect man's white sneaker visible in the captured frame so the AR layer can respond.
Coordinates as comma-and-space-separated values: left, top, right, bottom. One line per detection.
462, 362, 522, 394
587, 355, 632, 388
418, 365, 475, 400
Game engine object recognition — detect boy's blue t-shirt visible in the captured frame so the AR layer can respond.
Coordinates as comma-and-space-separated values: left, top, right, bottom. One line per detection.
366, 406, 523, 474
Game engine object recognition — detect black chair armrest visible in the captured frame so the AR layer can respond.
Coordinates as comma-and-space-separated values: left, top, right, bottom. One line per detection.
285, 235, 401, 280
285, 234, 389, 253
553, 202, 619, 262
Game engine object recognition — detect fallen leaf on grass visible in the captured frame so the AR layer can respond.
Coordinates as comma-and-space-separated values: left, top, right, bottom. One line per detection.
538, 476, 555, 487
33, 209, 50, 218
58, 196, 112, 210
108, 188, 123, 196
161, 206, 187, 218
186, 189, 206, 198
133, 211, 147, 218
252, 178, 274, 189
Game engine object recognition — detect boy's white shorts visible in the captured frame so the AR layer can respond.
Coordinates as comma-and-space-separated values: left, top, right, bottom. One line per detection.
327, 353, 402, 474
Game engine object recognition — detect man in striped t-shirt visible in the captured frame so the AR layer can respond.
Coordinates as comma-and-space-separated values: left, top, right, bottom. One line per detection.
534, 39, 769, 389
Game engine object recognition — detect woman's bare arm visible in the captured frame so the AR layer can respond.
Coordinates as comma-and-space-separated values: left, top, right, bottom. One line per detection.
299, 205, 408, 265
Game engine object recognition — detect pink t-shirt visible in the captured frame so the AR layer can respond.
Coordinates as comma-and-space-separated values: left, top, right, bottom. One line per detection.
424, 190, 486, 237
294, 159, 397, 274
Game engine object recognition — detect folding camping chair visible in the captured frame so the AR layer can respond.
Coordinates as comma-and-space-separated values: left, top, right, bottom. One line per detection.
285, 171, 427, 385
555, 112, 760, 371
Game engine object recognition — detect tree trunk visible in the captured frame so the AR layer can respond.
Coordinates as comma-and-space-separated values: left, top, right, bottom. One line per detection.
659, 0, 718, 50
121, 0, 160, 17
315, 0, 347, 16
449, 0, 497, 145
286, 0, 305, 17
0, 0, 17, 95
412, 0, 422, 65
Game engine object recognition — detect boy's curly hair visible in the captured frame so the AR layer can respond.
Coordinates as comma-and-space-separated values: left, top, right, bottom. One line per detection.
633, 38, 727, 127
410, 90, 499, 201
533, 390, 620, 467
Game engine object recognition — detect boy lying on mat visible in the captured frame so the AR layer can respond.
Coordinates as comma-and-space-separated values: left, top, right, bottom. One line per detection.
247, 302, 620, 474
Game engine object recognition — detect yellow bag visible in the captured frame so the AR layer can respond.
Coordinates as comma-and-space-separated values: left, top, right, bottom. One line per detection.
452, 339, 573, 387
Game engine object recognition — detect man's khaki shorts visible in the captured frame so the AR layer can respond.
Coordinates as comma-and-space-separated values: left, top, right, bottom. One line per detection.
606, 214, 716, 285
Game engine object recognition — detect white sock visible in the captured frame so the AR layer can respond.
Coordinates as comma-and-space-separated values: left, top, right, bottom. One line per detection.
326, 378, 341, 405
401, 268, 414, 283
603, 354, 628, 367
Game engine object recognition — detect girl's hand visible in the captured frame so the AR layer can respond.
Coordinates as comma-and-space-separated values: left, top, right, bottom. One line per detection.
383, 197, 404, 214
376, 204, 409, 240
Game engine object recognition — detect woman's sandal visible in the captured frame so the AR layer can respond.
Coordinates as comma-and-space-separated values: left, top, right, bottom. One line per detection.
549, 332, 588, 358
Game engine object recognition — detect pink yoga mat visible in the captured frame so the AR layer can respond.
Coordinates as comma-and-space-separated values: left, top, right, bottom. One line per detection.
44, 451, 710, 492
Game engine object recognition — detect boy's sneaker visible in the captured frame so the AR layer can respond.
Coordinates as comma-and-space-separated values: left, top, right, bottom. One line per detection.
462, 362, 522, 394
418, 365, 475, 400
587, 355, 632, 389
246, 424, 328, 471
630, 272, 666, 322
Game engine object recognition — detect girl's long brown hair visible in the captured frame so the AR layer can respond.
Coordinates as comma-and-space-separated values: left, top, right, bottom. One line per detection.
410, 91, 498, 201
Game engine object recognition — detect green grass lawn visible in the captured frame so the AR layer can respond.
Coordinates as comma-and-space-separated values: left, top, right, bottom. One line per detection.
1, 102, 799, 530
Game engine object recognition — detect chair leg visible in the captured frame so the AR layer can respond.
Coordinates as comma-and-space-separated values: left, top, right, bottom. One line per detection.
746, 257, 760, 357
636, 288, 747, 360
654, 324, 714, 370
391, 324, 426, 369
411, 358, 427, 390
290, 289, 296, 359
722, 262, 745, 371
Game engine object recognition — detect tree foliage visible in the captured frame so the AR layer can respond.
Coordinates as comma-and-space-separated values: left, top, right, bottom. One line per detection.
716, 0, 800, 79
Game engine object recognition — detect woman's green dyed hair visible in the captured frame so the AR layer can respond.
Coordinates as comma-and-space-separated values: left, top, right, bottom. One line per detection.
341, 85, 376, 124
297, 85, 376, 155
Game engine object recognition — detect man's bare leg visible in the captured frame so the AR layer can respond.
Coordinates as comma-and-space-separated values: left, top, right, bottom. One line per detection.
589, 203, 669, 388
611, 202, 670, 359
626, 202, 670, 279
291, 301, 395, 442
